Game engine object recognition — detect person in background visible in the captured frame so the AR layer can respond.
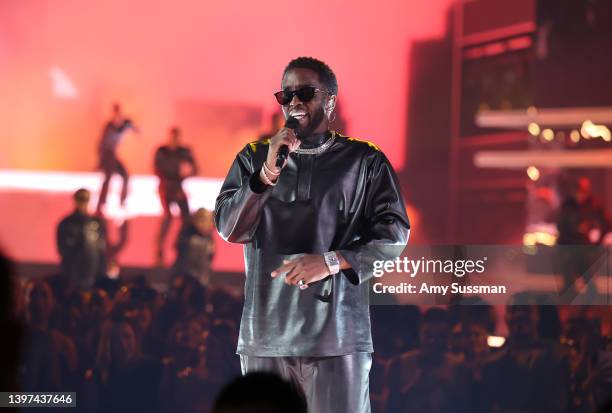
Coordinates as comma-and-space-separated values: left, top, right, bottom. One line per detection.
478, 305, 568, 413
22, 279, 78, 392
154, 126, 198, 266
556, 176, 610, 296
57, 189, 107, 290
0, 251, 22, 392
96, 317, 162, 413
385, 308, 470, 413
212, 372, 308, 413
97, 102, 140, 213
173, 208, 215, 286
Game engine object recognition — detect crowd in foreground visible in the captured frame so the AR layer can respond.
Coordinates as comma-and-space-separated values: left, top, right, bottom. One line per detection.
3, 264, 612, 413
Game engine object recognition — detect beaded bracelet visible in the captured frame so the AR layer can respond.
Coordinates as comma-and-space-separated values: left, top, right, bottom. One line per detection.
263, 161, 280, 176
259, 167, 277, 186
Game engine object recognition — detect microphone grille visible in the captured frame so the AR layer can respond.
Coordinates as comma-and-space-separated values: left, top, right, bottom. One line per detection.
285, 116, 299, 130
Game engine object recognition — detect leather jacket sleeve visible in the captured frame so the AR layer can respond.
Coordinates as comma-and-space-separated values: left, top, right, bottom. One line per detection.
338, 151, 410, 285
214, 145, 273, 243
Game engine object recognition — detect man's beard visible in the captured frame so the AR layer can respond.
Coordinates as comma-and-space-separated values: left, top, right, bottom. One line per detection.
296, 106, 325, 140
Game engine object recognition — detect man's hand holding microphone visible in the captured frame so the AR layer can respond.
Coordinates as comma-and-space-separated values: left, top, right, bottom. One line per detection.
259, 117, 300, 186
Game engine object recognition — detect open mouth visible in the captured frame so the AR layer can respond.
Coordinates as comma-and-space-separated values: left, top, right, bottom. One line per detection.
289, 111, 307, 121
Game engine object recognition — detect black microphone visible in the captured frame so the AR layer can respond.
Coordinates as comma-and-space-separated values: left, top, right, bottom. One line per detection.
276, 116, 299, 168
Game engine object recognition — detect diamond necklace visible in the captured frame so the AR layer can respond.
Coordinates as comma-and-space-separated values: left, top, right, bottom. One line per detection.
294, 131, 336, 155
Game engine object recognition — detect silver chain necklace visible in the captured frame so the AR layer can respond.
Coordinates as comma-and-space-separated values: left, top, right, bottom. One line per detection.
294, 131, 336, 155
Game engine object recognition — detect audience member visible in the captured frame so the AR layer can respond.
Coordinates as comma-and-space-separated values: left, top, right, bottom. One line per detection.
212, 372, 308, 413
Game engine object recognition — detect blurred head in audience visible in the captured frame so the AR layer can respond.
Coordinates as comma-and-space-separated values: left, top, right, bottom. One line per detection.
506, 306, 539, 346
73, 188, 91, 215
53, 290, 85, 336
114, 301, 153, 338
420, 308, 451, 360
193, 208, 214, 235
450, 321, 489, 360
115, 320, 138, 360
212, 372, 307, 413
538, 305, 562, 341
26, 279, 55, 329
169, 317, 207, 368
206, 319, 237, 375
97, 318, 141, 381
84, 288, 111, 324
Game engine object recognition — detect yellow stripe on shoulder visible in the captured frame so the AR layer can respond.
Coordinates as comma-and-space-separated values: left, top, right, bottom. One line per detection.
248, 139, 270, 153
339, 133, 380, 151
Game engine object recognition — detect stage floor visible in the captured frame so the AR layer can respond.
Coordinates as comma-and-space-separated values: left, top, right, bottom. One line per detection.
0, 169, 244, 272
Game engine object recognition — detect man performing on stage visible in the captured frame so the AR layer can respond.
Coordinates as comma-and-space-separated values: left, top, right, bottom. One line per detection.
57, 188, 107, 290
154, 126, 198, 265
215, 57, 410, 413
96, 102, 139, 213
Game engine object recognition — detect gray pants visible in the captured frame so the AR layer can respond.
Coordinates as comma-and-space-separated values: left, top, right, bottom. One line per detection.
240, 353, 372, 413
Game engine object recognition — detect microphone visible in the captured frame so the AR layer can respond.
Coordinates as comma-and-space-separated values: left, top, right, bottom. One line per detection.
276, 116, 299, 168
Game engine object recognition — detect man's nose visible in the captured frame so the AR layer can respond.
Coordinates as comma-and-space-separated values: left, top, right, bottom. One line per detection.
289, 93, 302, 106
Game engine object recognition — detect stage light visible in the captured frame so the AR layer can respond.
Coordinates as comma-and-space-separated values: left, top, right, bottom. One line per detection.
580, 120, 611, 141
541, 129, 554, 141
581, 120, 593, 139
570, 130, 581, 143
487, 336, 506, 348
0, 169, 223, 220
523, 231, 557, 246
599, 126, 611, 141
526, 166, 540, 181
527, 122, 540, 136
49, 67, 78, 99
523, 233, 536, 246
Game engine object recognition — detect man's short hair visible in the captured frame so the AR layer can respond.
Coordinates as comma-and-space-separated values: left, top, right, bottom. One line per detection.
284, 57, 338, 95
73, 188, 90, 202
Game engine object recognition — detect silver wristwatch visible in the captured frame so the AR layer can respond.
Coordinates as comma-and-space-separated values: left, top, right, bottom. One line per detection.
323, 251, 340, 275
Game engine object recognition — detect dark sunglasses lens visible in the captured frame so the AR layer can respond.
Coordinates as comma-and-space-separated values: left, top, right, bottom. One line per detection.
274, 87, 317, 105
274, 91, 289, 105
296, 87, 316, 102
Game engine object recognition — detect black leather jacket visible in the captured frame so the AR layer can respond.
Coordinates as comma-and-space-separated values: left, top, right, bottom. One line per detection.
56, 210, 107, 289
215, 132, 410, 356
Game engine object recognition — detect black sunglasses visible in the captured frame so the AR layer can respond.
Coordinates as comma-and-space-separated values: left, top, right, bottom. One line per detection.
274, 86, 328, 105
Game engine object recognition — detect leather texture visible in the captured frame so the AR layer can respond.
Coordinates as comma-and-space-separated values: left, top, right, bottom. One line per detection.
215, 132, 410, 357
240, 353, 372, 413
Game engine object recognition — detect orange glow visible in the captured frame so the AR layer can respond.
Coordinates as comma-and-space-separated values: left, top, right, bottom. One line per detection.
0, 0, 453, 175
0, 1, 453, 270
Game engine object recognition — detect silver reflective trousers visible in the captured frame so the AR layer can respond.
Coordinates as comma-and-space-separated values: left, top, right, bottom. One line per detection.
240, 353, 372, 413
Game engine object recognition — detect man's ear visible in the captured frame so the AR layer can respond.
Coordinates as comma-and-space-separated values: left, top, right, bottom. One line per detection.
326, 95, 337, 114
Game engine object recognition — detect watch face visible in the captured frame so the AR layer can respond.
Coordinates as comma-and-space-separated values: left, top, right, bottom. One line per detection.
325, 252, 340, 272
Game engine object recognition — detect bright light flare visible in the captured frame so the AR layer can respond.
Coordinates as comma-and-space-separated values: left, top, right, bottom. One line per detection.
49, 66, 78, 99
487, 336, 506, 348
526, 166, 540, 181
581, 120, 611, 141
527, 122, 540, 136
570, 130, 581, 143
523, 231, 558, 246
0, 169, 223, 220
541, 129, 554, 141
